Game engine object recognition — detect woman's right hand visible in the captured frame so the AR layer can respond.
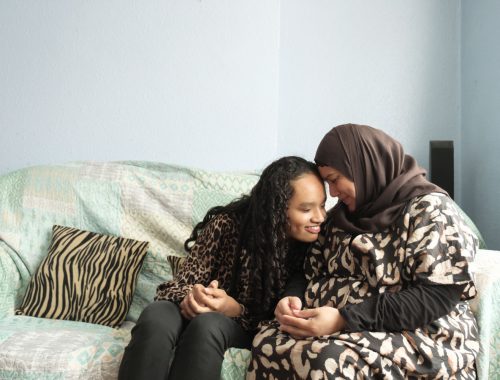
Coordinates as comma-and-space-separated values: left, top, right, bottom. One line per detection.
200, 281, 243, 318
179, 282, 215, 319
279, 306, 346, 338
275, 296, 302, 325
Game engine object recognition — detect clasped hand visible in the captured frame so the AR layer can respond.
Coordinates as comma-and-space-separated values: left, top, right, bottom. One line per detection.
274, 296, 345, 338
180, 280, 241, 319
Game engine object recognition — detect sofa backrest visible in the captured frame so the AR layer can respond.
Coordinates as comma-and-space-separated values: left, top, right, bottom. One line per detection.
0, 161, 259, 321
0, 160, 487, 322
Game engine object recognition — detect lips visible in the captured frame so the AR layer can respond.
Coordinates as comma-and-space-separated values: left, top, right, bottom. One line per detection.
305, 225, 321, 234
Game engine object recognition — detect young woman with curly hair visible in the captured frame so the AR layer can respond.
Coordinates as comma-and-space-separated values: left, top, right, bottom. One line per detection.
118, 156, 327, 380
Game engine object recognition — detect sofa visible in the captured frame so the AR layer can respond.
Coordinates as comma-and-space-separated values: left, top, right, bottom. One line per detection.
0, 161, 498, 380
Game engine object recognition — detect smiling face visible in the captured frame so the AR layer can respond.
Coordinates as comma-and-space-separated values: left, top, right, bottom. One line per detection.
318, 166, 357, 212
286, 173, 327, 242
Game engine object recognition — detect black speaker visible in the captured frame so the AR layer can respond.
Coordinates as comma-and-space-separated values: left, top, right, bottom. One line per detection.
429, 140, 454, 199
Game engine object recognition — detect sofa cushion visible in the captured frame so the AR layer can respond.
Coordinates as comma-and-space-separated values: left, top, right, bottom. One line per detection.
221, 348, 251, 380
0, 315, 251, 380
16, 225, 149, 328
469, 249, 500, 379
167, 255, 185, 277
0, 315, 133, 379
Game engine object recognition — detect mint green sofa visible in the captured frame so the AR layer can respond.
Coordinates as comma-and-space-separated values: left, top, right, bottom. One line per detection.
0, 161, 257, 380
0, 161, 498, 379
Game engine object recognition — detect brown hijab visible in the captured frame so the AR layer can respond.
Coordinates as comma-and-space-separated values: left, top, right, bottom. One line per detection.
315, 124, 447, 234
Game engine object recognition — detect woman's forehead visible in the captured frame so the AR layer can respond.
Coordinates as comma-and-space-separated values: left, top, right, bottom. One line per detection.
318, 166, 342, 177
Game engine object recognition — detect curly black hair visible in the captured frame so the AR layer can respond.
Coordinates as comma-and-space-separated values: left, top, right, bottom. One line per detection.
184, 156, 322, 320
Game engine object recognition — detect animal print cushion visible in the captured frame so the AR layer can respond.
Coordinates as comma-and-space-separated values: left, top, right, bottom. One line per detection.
167, 255, 185, 277
16, 225, 149, 328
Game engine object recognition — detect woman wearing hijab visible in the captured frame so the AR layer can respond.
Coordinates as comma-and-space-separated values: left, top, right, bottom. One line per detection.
248, 124, 479, 379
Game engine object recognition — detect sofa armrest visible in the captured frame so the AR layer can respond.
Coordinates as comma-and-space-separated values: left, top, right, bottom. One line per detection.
469, 249, 500, 380
0, 243, 22, 318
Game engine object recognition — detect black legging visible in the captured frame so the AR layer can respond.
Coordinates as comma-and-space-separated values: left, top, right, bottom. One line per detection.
118, 301, 253, 380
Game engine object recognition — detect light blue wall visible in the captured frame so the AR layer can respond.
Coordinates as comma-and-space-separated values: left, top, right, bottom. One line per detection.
0, 1, 280, 173
462, 0, 500, 249
2, 1, 494, 246
0, 1, 460, 177
277, 0, 461, 201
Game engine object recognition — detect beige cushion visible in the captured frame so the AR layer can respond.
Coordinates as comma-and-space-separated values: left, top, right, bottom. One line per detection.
16, 225, 149, 327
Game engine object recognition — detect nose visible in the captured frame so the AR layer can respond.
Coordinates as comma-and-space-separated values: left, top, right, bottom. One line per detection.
312, 207, 326, 223
328, 184, 339, 197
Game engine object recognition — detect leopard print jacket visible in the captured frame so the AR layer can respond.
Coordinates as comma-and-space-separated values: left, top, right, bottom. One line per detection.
155, 213, 295, 331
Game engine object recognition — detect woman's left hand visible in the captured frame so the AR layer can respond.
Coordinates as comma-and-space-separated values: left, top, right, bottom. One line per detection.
196, 280, 242, 318
279, 306, 345, 338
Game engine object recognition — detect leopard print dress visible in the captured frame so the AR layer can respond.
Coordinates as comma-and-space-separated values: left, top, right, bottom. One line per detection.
248, 193, 479, 379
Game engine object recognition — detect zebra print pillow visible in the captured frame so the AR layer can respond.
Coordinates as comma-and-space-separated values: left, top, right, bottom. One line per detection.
167, 255, 185, 277
16, 225, 149, 328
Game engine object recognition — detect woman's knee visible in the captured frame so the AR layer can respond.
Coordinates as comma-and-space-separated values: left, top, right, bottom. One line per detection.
183, 312, 234, 343
187, 312, 229, 330
132, 301, 183, 340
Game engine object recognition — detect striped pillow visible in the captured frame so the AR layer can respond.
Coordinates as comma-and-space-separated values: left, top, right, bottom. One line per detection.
16, 225, 149, 328
167, 255, 186, 277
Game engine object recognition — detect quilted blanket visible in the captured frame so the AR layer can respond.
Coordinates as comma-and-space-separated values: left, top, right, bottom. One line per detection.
0, 161, 258, 379
469, 249, 500, 379
0, 161, 498, 379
